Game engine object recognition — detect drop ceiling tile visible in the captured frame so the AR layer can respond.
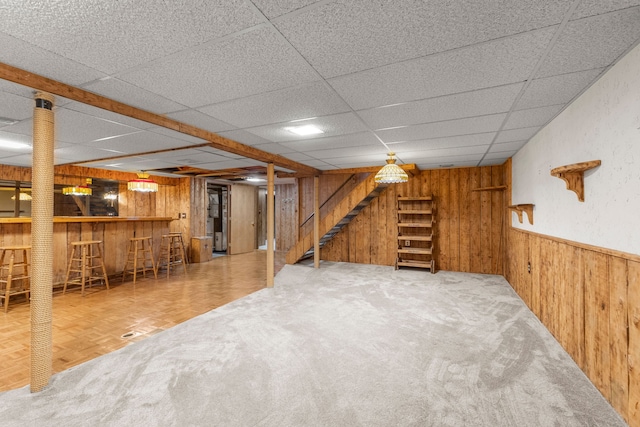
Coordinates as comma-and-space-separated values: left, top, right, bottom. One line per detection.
125, 158, 184, 170
62, 102, 156, 130
275, 0, 566, 78
414, 161, 481, 170
252, 0, 322, 18
167, 110, 236, 134
217, 129, 274, 146
84, 130, 197, 154
279, 131, 377, 151
304, 144, 388, 161
0, 32, 107, 86
395, 145, 489, 159
0, 0, 263, 75
328, 28, 555, 110
479, 158, 509, 166
195, 146, 247, 160
294, 158, 335, 168
83, 78, 188, 115
147, 127, 207, 145
130, 148, 221, 162
402, 153, 485, 165
358, 84, 523, 130
516, 69, 603, 109
241, 143, 294, 155
246, 112, 369, 142
376, 114, 507, 143
281, 152, 314, 161
0, 131, 33, 149
54, 109, 141, 144
198, 81, 350, 128
118, 26, 320, 108
483, 150, 518, 160
494, 127, 540, 143
0, 80, 35, 98
387, 133, 496, 153
536, 8, 640, 78
488, 140, 528, 153
0, 92, 33, 123
54, 145, 127, 162
572, 1, 640, 21
0, 153, 33, 167
188, 159, 263, 170
503, 105, 564, 130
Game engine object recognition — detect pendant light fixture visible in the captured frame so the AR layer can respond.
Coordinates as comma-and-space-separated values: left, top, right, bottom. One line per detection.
375, 152, 409, 184
11, 192, 32, 201
128, 172, 158, 193
62, 178, 93, 196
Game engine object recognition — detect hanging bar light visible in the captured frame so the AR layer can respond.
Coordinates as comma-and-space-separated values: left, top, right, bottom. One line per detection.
62, 178, 92, 196
11, 192, 32, 201
128, 172, 158, 193
375, 152, 409, 184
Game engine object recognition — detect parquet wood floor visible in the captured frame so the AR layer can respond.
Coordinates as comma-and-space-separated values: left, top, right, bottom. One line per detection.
0, 250, 285, 392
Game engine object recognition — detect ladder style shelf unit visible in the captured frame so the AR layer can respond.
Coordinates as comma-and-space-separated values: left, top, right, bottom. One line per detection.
396, 195, 436, 273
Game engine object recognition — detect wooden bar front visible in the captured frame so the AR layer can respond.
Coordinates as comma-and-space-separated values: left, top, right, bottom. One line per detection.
0, 217, 174, 287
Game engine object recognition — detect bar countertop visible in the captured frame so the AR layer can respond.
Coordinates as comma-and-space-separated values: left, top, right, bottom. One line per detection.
0, 216, 175, 224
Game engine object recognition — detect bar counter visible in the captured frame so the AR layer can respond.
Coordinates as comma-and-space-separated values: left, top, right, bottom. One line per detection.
0, 216, 175, 223
0, 216, 177, 287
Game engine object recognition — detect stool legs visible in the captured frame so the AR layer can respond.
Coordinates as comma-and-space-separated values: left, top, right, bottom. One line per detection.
122, 237, 157, 284
0, 246, 31, 312
156, 234, 187, 277
63, 241, 110, 296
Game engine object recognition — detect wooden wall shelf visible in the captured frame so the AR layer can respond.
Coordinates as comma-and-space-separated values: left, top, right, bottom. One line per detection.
550, 160, 601, 202
508, 204, 534, 225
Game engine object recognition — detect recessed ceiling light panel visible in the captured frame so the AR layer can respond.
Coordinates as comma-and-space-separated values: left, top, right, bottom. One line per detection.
0, 140, 31, 150
285, 124, 324, 136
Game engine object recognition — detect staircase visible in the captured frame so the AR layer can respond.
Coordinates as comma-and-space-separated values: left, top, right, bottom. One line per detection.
286, 173, 388, 264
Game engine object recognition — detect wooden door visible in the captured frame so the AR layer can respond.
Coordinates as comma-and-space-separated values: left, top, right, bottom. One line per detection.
229, 184, 257, 255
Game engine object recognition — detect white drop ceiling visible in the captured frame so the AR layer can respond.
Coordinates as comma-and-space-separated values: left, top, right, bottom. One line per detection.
0, 0, 639, 177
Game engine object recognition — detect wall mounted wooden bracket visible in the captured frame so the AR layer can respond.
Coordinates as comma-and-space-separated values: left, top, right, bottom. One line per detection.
508, 204, 534, 225
550, 160, 601, 202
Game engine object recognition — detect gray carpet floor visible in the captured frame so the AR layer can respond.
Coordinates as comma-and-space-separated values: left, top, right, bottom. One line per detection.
0, 262, 626, 426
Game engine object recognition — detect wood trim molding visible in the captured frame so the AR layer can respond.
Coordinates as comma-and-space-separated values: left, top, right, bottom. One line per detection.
509, 226, 640, 263
0, 62, 320, 176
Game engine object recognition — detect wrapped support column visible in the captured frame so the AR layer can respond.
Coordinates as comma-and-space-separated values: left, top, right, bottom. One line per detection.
31, 92, 54, 392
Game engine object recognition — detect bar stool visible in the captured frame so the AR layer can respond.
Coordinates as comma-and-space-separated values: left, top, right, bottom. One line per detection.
63, 240, 110, 296
122, 236, 157, 284
156, 233, 188, 278
170, 232, 189, 265
0, 245, 31, 312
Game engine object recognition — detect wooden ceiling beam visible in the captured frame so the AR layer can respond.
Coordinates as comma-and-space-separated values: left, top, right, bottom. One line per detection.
0, 62, 320, 176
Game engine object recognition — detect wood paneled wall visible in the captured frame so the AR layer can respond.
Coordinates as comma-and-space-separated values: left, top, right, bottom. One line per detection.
319, 166, 506, 274
275, 184, 298, 251
505, 228, 640, 426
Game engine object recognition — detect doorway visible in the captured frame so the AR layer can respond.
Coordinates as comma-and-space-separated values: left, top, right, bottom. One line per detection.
207, 184, 228, 256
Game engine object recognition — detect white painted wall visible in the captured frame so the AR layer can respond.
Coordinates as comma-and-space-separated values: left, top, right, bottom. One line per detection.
512, 43, 640, 255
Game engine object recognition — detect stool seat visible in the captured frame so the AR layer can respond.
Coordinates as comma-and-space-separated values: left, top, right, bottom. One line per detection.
63, 240, 110, 296
0, 246, 31, 312
156, 234, 188, 277
122, 236, 157, 284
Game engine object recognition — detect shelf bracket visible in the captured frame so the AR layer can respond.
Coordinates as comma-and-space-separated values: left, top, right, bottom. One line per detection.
550, 160, 601, 202
508, 204, 534, 225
